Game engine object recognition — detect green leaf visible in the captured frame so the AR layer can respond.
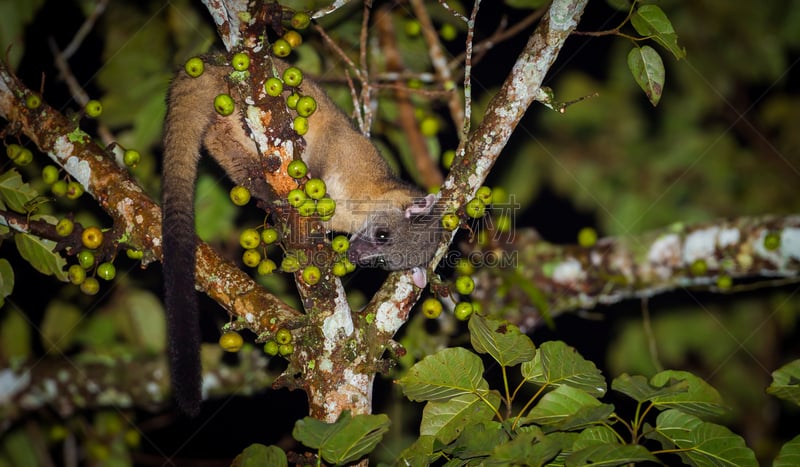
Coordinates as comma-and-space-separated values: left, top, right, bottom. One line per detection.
606, 0, 633, 12
565, 444, 659, 467
0, 308, 32, 361
573, 426, 622, 449
194, 174, 237, 242
292, 44, 324, 76
420, 392, 501, 444
631, 5, 686, 60
0, 428, 39, 467
774, 434, 800, 467
126, 78, 170, 151
97, 2, 171, 143
767, 359, 800, 406
397, 347, 489, 402
556, 403, 615, 432
114, 290, 167, 353
612, 373, 688, 403
0, 258, 13, 307
521, 340, 606, 397
469, 315, 535, 367
521, 385, 603, 427
446, 421, 508, 459
234, 444, 287, 467
40, 300, 84, 354
627, 45, 664, 106
647, 409, 757, 467
493, 137, 543, 211
73, 314, 117, 349
397, 435, 438, 466
14, 231, 68, 281
491, 429, 566, 466
649, 370, 726, 418
292, 411, 390, 465
0, 169, 39, 214
293, 417, 327, 450
0, 0, 47, 68
0, 205, 8, 236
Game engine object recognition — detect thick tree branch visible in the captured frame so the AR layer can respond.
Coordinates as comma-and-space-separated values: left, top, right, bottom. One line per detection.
0, 347, 272, 432
200, 0, 247, 50
368, 0, 589, 337
197, 1, 384, 422
0, 60, 300, 334
470, 215, 800, 330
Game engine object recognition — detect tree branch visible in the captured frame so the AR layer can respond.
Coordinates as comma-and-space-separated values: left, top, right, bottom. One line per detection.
368, 0, 589, 337
0, 347, 272, 432
0, 60, 300, 335
470, 215, 800, 330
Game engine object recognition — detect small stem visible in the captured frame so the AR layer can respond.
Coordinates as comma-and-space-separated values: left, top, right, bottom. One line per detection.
475, 390, 505, 422
641, 297, 663, 372
511, 384, 548, 430
61, 0, 109, 59
375, 5, 443, 189
460, 0, 480, 140
501, 365, 512, 417
438, 1, 468, 22
410, 0, 465, 129
359, 0, 373, 131
48, 38, 116, 148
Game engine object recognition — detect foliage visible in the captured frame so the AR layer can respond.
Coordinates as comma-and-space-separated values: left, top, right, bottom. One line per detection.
388, 315, 775, 465
237, 316, 798, 465
293, 411, 390, 465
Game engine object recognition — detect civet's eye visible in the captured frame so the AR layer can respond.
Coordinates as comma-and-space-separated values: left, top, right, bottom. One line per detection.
375, 229, 390, 245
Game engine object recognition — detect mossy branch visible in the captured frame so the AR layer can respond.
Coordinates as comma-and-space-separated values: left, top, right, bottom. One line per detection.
0, 60, 300, 334
0, 347, 272, 431
470, 215, 800, 330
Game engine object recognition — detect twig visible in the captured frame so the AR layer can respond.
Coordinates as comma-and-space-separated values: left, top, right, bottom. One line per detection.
47, 38, 116, 149
359, 1, 372, 131
372, 81, 452, 98
375, 6, 443, 189
61, 0, 109, 59
46, 0, 115, 149
312, 24, 360, 72
0, 208, 59, 241
438, 0, 468, 22
344, 70, 366, 134
374, 71, 437, 83
311, 0, 357, 19
410, 0, 465, 131
452, 8, 546, 68
461, 0, 481, 139
641, 297, 664, 372
312, 23, 375, 135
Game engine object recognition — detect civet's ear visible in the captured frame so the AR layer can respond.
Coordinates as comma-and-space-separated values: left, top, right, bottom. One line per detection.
405, 194, 437, 218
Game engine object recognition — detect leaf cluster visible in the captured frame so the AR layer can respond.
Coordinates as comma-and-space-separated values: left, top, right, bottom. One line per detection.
387, 315, 798, 466
0, 170, 68, 289
627, 4, 685, 106
231, 411, 391, 466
